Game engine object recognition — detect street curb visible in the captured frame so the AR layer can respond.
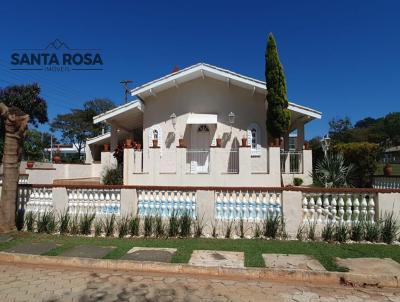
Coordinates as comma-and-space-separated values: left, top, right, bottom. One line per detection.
0, 252, 398, 288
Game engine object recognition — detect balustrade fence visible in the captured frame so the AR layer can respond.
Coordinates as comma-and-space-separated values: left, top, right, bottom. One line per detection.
302, 192, 376, 224
215, 190, 281, 220
280, 151, 303, 174
373, 176, 400, 190
137, 190, 196, 218
10, 184, 396, 237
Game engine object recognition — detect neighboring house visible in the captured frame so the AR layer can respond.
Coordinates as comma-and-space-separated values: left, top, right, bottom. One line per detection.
86, 63, 322, 187
382, 146, 400, 164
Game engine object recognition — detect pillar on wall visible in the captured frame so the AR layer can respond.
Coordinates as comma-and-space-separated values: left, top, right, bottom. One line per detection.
121, 188, 137, 216
297, 122, 305, 151
282, 190, 303, 237
196, 190, 215, 234
52, 187, 69, 213
110, 125, 118, 151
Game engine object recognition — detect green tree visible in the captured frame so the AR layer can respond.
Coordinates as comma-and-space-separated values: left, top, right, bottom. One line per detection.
384, 112, 400, 146
50, 98, 115, 160
265, 33, 291, 140
22, 129, 55, 161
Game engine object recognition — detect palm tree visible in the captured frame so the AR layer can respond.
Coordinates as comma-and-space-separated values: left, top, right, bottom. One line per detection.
313, 153, 355, 188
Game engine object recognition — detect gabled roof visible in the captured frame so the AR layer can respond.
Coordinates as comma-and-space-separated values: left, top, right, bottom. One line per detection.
86, 132, 111, 145
93, 100, 144, 124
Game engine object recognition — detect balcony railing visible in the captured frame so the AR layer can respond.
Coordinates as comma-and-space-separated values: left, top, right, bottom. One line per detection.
281, 151, 303, 174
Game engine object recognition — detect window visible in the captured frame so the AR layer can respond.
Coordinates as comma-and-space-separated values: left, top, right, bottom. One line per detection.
247, 123, 261, 156
153, 129, 159, 140
149, 126, 162, 148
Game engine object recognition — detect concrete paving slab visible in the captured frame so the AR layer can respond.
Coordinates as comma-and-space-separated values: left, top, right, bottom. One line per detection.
336, 257, 400, 276
5, 241, 57, 255
60, 245, 115, 259
263, 254, 326, 271
0, 234, 13, 243
121, 247, 177, 263
189, 250, 244, 268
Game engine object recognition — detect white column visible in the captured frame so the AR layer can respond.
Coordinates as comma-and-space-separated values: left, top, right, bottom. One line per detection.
110, 125, 118, 151
52, 187, 69, 214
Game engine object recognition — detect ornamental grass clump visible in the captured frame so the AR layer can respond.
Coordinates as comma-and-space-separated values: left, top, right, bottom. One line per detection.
154, 216, 165, 238
350, 221, 365, 242
37, 211, 57, 234
179, 211, 192, 237
117, 216, 129, 238
144, 216, 153, 237
253, 223, 262, 239
335, 223, 349, 243
59, 210, 70, 235
168, 212, 179, 237
224, 220, 234, 239
307, 220, 317, 241
25, 211, 35, 232
296, 224, 306, 241
211, 221, 218, 238
321, 221, 335, 242
129, 216, 140, 237
79, 212, 96, 235
263, 215, 281, 239
16, 209, 24, 231
104, 214, 116, 237
381, 212, 399, 244
94, 219, 103, 237
193, 216, 205, 238
365, 220, 380, 242
69, 215, 80, 235
237, 218, 245, 239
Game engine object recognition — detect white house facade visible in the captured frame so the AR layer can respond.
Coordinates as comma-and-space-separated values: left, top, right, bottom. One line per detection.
86, 63, 321, 187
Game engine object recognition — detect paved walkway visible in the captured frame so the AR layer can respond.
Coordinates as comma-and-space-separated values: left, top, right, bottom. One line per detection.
0, 263, 399, 302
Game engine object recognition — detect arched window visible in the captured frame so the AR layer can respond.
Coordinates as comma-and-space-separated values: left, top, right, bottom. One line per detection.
153, 129, 159, 140
149, 125, 162, 148
247, 123, 261, 156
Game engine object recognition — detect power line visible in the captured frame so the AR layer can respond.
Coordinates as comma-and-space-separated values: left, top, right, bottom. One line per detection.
120, 80, 132, 104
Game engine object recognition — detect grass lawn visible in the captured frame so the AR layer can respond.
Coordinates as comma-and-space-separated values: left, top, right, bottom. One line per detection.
375, 163, 400, 175
1, 232, 400, 272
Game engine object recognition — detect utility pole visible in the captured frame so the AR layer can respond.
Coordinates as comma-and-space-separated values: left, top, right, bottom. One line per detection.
120, 80, 132, 104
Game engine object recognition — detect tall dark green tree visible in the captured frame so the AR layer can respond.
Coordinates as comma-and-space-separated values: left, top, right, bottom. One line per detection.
265, 33, 291, 140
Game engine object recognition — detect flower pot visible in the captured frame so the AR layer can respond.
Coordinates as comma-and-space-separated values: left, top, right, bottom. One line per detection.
103, 144, 110, 152
125, 138, 133, 148
383, 164, 393, 176
304, 141, 310, 150
152, 139, 158, 148
135, 143, 142, 150
179, 138, 186, 148
216, 138, 222, 147
53, 155, 61, 164
26, 161, 34, 169
241, 138, 248, 147
273, 138, 280, 147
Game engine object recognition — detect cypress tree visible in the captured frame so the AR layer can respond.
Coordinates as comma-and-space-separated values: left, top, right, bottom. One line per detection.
265, 33, 291, 141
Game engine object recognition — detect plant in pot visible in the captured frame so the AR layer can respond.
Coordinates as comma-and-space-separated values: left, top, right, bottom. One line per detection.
125, 138, 133, 148
53, 145, 62, 164
103, 143, 110, 152
135, 142, 142, 150
241, 135, 248, 147
178, 136, 186, 148
383, 163, 393, 176
26, 160, 34, 169
216, 136, 222, 148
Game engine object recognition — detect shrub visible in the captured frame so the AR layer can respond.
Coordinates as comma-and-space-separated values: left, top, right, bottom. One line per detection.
102, 167, 123, 185
350, 221, 364, 242
211, 221, 218, 238
365, 220, 380, 242
253, 223, 262, 239
193, 216, 205, 238
104, 214, 116, 237
25, 211, 35, 232
334, 142, 379, 187
381, 212, 399, 244
59, 210, 70, 235
69, 215, 80, 235
144, 216, 153, 237
224, 220, 234, 239
129, 216, 140, 237
335, 223, 349, 243
16, 209, 25, 231
37, 211, 56, 234
296, 224, 306, 241
321, 221, 334, 241
154, 216, 165, 238
94, 219, 103, 237
237, 218, 245, 238
179, 212, 192, 237
263, 215, 281, 239
168, 212, 179, 237
117, 216, 129, 238
313, 153, 355, 188
293, 177, 303, 186
79, 212, 96, 235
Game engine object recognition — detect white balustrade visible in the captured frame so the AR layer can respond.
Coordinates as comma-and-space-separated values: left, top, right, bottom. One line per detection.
302, 192, 377, 224
67, 188, 121, 216
373, 176, 400, 189
137, 190, 196, 218
215, 190, 281, 220
25, 187, 53, 213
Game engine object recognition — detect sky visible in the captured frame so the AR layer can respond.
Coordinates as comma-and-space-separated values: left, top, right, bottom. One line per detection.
1, 0, 399, 139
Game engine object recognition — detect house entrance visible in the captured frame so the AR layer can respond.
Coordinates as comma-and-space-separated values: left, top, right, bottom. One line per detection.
188, 124, 211, 174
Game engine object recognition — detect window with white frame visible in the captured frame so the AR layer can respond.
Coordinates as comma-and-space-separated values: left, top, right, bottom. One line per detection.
149, 126, 162, 147
247, 123, 261, 156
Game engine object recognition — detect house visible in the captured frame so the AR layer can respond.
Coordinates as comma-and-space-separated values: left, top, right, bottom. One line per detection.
86, 63, 321, 187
